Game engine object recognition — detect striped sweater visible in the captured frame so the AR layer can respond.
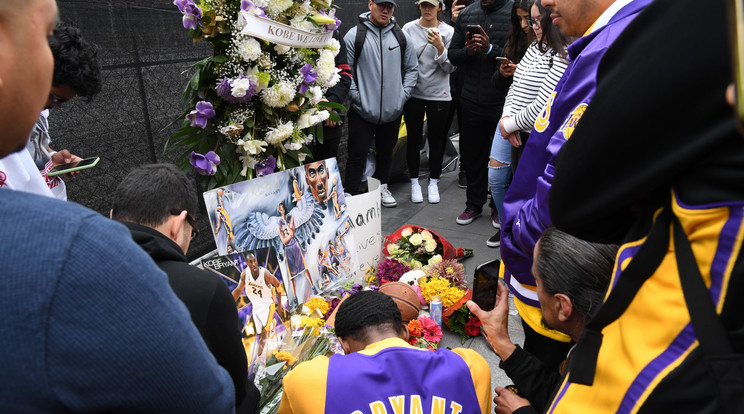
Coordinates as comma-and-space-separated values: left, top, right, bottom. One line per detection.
501, 42, 569, 134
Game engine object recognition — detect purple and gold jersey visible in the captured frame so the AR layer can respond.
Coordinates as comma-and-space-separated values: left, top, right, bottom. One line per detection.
278, 338, 491, 414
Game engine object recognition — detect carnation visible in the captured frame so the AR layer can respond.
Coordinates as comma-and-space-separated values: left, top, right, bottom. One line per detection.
231, 76, 258, 99
316, 49, 336, 85
274, 44, 291, 55
261, 81, 296, 108
265, 0, 293, 17
237, 37, 262, 62
264, 120, 294, 144
308, 86, 324, 105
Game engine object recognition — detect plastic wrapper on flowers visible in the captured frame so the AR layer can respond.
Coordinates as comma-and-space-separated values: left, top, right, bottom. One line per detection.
168, 0, 345, 189
382, 225, 472, 267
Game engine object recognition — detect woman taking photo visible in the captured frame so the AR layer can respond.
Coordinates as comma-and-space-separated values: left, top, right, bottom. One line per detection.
402, 0, 456, 204
487, 0, 570, 248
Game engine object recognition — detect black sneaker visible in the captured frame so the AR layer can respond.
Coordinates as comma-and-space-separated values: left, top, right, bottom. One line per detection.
486, 230, 501, 247
458, 170, 467, 188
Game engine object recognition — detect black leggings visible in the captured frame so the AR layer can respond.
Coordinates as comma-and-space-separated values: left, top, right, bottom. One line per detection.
403, 97, 450, 180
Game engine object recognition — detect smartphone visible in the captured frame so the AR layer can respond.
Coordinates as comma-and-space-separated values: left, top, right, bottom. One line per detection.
726, 0, 744, 130
466, 24, 480, 37
47, 157, 100, 176
472, 259, 501, 311
495, 57, 510, 64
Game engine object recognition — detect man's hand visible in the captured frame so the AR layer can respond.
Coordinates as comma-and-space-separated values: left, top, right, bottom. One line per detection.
466, 281, 516, 360
50, 149, 83, 177
493, 386, 531, 414
466, 25, 491, 55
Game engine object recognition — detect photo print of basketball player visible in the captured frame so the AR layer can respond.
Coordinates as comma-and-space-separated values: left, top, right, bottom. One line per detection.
204, 159, 359, 310
201, 247, 289, 372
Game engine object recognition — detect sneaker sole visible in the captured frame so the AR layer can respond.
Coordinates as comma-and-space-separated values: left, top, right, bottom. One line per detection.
486, 240, 500, 248
456, 214, 480, 225
492, 221, 501, 229
382, 201, 397, 208
458, 184, 467, 189
428, 198, 440, 204
411, 198, 423, 204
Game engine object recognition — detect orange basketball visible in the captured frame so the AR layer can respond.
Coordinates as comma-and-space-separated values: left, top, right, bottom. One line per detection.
380, 282, 421, 322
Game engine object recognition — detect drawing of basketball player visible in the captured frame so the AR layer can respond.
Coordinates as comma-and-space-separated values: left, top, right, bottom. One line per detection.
278, 202, 318, 301
231, 252, 282, 368
330, 222, 351, 273
214, 189, 235, 251
304, 160, 329, 205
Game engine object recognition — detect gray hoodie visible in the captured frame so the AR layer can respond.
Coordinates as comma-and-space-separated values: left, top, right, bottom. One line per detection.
344, 12, 418, 125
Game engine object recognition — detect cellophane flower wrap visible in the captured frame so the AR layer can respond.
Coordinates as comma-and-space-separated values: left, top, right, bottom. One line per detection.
169, 0, 344, 189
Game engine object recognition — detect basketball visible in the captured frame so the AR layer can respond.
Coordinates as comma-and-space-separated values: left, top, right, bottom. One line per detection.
380, 282, 421, 322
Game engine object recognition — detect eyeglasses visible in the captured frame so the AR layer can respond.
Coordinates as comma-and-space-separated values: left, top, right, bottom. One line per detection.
528, 18, 541, 28
171, 209, 199, 241
48, 92, 69, 107
375, 2, 395, 11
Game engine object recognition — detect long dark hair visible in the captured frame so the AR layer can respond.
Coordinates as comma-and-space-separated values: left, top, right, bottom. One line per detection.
535, 0, 569, 58
504, 0, 534, 62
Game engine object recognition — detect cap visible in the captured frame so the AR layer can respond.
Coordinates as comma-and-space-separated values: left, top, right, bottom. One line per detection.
416, 0, 440, 6
374, 0, 397, 6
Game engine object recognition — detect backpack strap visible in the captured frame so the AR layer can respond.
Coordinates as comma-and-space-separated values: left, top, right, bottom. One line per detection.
352, 20, 368, 85
391, 23, 407, 75
567, 204, 672, 385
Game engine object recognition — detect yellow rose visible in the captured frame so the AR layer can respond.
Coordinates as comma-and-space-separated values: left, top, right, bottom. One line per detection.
428, 255, 443, 265
410, 234, 423, 246
425, 239, 437, 253
401, 227, 414, 237
410, 259, 423, 270
421, 230, 434, 241
387, 243, 399, 254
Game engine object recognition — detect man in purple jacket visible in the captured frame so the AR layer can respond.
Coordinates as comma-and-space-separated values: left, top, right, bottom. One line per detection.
499, 0, 651, 370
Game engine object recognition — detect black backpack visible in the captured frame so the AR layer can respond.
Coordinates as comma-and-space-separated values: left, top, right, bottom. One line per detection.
352, 18, 407, 84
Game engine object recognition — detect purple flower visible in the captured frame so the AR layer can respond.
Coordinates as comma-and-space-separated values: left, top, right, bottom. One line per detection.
241, 0, 267, 18
174, 0, 202, 30
298, 64, 318, 94
216, 77, 254, 103
376, 258, 410, 283
256, 155, 277, 177
186, 101, 216, 129
190, 151, 220, 175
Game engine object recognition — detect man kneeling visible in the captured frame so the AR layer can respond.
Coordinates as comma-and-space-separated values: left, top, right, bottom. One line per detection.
279, 290, 492, 413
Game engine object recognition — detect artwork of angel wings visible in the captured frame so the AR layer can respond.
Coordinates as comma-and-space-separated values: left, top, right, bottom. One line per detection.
234, 192, 325, 260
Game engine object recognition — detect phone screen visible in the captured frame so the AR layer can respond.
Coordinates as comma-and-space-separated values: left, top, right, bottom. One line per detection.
466, 25, 479, 36
472, 259, 501, 311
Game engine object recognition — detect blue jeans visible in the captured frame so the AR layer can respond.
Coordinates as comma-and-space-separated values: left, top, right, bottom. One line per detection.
488, 127, 512, 221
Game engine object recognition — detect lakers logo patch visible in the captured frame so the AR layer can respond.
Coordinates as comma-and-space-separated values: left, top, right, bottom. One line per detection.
562, 104, 588, 139
534, 92, 556, 133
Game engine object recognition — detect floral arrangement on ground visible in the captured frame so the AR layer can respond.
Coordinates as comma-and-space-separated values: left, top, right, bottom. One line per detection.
170, 0, 344, 188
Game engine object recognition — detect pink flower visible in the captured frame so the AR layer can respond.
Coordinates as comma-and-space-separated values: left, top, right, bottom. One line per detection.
419, 316, 443, 343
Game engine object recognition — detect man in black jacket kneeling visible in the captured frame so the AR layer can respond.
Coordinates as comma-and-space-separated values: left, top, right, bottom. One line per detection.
110, 163, 259, 414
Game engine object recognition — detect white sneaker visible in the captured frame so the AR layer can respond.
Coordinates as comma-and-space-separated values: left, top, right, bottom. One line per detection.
428, 179, 440, 203
411, 180, 423, 203
380, 184, 397, 208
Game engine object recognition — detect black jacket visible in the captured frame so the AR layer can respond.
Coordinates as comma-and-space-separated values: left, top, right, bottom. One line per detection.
448, 0, 513, 106
125, 222, 258, 413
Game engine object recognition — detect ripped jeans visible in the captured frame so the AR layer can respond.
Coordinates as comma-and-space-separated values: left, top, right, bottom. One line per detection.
488, 127, 513, 222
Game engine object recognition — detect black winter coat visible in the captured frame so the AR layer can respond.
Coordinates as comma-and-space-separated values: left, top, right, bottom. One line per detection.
448, 0, 513, 106
125, 222, 260, 413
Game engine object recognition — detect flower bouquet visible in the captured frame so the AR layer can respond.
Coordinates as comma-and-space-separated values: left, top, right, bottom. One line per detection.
406, 315, 442, 350
382, 225, 472, 264
169, 0, 345, 189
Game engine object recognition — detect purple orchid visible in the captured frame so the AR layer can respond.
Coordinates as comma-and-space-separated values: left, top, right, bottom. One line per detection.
240, 0, 267, 18
298, 64, 318, 94
186, 101, 216, 129
174, 0, 202, 30
256, 155, 277, 177
190, 151, 220, 175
